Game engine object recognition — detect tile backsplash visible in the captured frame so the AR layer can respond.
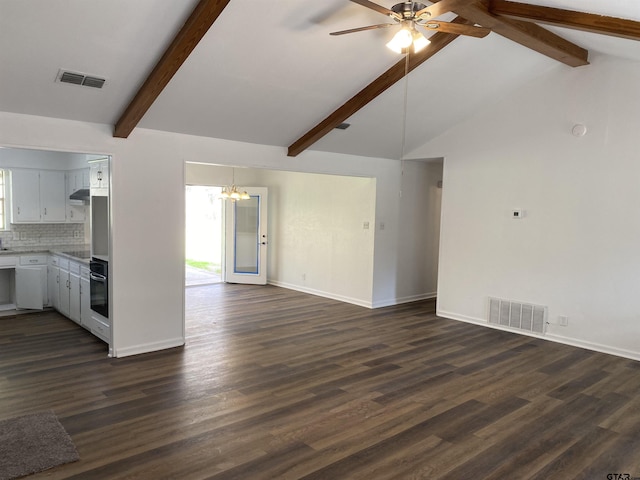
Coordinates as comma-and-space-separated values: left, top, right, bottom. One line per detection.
1, 224, 86, 249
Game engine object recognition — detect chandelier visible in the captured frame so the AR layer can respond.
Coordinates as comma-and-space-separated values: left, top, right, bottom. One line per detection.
220, 168, 250, 201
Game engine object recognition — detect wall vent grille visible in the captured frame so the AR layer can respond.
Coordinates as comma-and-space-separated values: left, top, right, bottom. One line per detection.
488, 297, 546, 335
57, 69, 106, 89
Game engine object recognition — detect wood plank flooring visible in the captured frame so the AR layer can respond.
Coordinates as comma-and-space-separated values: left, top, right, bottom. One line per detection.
1, 283, 640, 479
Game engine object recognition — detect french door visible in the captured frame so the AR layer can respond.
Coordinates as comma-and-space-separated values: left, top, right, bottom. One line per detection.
223, 187, 268, 285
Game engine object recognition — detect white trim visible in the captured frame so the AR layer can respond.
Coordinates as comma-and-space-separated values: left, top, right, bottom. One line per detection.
112, 337, 185, 358
267, 279, 372, 308
437, 309, 640, 362
544, 333, 640, 363
372, 292, 437, 309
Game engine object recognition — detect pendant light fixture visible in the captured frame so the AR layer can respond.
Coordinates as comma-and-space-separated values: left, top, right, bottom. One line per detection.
220, 168, 250, 201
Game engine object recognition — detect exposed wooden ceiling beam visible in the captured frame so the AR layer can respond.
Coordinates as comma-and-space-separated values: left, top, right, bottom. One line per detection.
452, 1, 588, 67
489, 0, 640, 41
287, 17, 470, 157
113, 0, 231, 138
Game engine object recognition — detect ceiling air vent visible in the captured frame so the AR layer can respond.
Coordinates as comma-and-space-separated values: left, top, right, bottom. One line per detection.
335, 123, 351, 130
57, 69, 106, 89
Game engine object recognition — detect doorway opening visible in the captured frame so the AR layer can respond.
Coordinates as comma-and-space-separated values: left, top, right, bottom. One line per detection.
185, 185, 223, 287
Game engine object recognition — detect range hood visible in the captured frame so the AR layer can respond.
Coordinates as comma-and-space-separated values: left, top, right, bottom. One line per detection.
69, 188, 90, 204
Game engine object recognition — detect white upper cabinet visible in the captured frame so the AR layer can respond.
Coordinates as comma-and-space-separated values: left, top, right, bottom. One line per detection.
66, 168, 89, 223
40, 170, 66, 222
89, 159, 109, 193
11, 169, 41, 222
11, 169, 67, 224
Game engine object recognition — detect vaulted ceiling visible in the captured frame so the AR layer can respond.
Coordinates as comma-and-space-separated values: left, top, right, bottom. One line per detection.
1, 0, 639, 160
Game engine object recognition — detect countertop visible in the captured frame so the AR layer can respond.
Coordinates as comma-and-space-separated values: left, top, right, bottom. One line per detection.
0, 244, 92, 264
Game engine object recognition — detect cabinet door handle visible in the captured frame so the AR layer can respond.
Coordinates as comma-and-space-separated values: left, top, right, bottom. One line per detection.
44, 207, 47, 215
56, 275, 59, 284
17, 207, 20, 214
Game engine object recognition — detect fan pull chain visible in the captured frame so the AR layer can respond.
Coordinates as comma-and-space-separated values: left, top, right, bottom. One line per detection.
399, 50, 410, 199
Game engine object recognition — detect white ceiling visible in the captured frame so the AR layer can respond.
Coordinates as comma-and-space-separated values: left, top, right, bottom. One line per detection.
1, 0, 639, 159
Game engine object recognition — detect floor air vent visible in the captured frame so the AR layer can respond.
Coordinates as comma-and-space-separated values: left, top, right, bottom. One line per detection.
57, 69, 106, 89
488, 297, 546, 334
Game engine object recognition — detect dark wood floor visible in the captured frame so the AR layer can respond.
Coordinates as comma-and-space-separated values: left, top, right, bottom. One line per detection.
2, 284, 640, 479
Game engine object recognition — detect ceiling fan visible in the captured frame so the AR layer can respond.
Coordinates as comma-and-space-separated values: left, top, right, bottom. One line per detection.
330, 0, 490, 53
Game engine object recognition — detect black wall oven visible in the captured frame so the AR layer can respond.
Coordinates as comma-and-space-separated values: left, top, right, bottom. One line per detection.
90, 258, 108, 319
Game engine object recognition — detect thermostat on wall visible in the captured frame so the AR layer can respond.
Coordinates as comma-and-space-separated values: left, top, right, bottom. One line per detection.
512, 209, 524, 219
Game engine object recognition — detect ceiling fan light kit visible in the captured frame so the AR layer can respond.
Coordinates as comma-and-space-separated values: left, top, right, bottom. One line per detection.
385, 20, 431, 53
331, 0, 485, 54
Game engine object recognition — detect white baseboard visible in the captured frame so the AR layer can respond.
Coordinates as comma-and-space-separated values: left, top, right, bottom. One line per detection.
437, 309, 640, 362
113, 337, 185, 358
267, 280, 372, 308
372, 292, 437, 309
544, 333, 640, 362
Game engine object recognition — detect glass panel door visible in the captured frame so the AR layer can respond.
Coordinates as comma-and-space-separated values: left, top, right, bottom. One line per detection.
224, 187, 267, 285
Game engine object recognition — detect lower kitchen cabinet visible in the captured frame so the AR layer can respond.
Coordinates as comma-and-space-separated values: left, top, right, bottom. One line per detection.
57, 257, 71, 319
69, 267, 81, 324
15, 255, 48, 310
58, 257, 81, 325
80, 266, 90, 328
47, 256, 60, 310
48, 254, 106, 344
86, 313, 110, 343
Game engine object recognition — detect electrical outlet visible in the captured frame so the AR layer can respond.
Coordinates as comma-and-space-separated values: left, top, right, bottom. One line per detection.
363, 222, 370, 230
558, 315, 569, 326
73, 231, 80, 238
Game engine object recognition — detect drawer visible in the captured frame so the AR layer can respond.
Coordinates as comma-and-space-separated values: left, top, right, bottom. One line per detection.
20, 254, 48, 266
80, 266, 90, 280
58, 257, 70, 271
0, 256, 17, 267
49, 255, 59, 267
69, 261, 81, 275
89, 314, 110, 343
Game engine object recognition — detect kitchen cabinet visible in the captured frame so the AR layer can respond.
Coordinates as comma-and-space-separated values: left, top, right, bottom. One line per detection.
88, 314, 110, 343
11, 169, 66, 223
58, 257, 71, 318
10, 169, 40, 222
48, 256, 60, 310
49, 255, 97, 339
15, 255, 48, 310
40, 171, 67, 222
66, 168, 89, 223
80, 266, 90, 328
89, 159, 109, 192
69, 267, 81, 324
57, 256, 81, 324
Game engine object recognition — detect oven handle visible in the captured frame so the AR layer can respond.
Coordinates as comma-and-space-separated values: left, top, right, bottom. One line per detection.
90, 272, 107, 282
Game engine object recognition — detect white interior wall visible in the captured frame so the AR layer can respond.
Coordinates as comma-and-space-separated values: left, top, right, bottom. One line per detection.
0, 113, 439, 356
412, 54, 640, 360
248, 169, 376, 306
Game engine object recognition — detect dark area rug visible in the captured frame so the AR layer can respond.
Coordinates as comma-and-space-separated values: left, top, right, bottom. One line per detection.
0, 411, 79, 480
